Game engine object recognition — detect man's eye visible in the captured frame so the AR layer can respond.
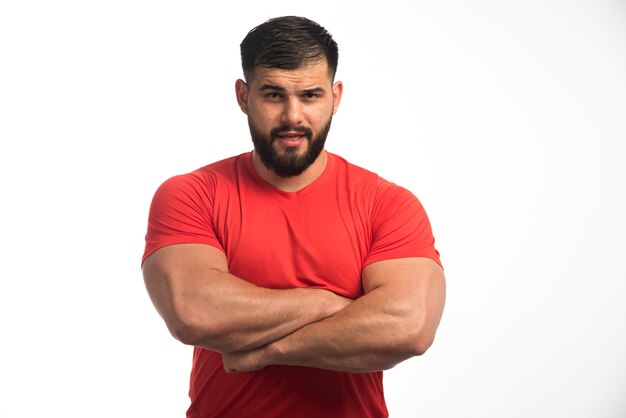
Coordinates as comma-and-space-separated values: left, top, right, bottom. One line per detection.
266, 92, 282, 99
302, 93, 318, 99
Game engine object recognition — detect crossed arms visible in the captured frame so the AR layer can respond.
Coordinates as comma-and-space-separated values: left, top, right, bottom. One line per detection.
142, 243, 446, 373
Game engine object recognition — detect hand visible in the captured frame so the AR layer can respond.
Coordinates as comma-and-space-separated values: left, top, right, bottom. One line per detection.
319, 289, 353, 318
222, 346, 268, 373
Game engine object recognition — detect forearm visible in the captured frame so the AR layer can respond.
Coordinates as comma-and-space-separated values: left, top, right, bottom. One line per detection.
142, 245, 350, 353
261, 287, 423, 372
178, 270, 347, 352
223, 258, 446, 373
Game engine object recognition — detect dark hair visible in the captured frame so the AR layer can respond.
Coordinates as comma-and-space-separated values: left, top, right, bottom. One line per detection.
240, 16, 339, 81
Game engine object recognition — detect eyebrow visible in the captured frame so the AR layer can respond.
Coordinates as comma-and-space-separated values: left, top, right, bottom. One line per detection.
258, 84, 326, 94
301, 87, 326, 95
259, 84, 286, 92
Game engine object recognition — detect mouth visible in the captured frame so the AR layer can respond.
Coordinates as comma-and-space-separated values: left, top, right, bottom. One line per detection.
275, 130, 309, 148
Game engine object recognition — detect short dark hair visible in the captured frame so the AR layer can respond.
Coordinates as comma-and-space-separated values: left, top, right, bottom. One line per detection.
240, 16, 339, 81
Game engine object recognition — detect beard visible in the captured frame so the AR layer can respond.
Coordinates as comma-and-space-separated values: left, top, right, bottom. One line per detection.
248, 117, 333, 178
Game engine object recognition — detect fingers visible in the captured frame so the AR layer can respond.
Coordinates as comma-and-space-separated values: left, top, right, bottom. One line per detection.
222, 351, 257, 373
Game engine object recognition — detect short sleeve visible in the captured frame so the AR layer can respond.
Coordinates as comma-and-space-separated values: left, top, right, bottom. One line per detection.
142, 172, 224, 264
363, 179, 441, 268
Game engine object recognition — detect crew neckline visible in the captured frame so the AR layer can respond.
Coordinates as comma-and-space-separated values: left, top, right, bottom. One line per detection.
242, 151, 336, 200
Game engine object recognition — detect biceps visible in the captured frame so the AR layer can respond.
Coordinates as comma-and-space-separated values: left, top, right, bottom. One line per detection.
361, 257, 446, 323
141, 244, 227, 320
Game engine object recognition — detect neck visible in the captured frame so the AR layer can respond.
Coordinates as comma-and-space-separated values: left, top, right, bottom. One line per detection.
251, 150, 328, 192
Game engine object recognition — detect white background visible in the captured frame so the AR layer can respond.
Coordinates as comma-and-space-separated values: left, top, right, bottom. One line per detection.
1, 1, 625, 417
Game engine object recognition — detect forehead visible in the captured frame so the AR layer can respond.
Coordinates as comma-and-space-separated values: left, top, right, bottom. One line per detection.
249, 61, 332, 89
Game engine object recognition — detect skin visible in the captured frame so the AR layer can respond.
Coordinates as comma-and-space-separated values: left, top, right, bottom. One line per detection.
235, 62, 343, 192
222, 258, 445, 373
142, 59, 446, 373
142, 243, 351, 353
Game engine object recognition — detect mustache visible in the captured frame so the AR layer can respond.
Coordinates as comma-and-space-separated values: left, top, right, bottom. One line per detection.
270, 126, 313, 137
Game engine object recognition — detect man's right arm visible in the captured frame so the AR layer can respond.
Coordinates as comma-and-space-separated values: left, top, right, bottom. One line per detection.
142, 243, 351, 353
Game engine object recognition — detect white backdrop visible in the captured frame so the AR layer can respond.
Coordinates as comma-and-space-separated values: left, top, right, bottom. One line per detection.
1, 1, 625, 417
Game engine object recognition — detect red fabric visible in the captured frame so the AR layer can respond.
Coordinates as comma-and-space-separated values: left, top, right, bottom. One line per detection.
143, 152, 441, 418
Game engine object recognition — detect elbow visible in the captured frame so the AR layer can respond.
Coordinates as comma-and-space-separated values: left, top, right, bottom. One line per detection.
168, 321, 204, 347
164, 315, 204, 346
402, 318, 438, 357
377, 332, 434, 371
167, 314, 240, 352
164, 308, 223, 349
409, 334, 435, 357
396, 331, 434, 358
403, 301, 444, 357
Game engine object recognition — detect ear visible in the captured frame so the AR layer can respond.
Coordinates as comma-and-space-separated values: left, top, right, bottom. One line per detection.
331, 81, 343, 115
235, 79, 248, 114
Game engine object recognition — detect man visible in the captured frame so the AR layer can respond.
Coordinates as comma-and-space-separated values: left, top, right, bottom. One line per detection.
142, 16, 445, 418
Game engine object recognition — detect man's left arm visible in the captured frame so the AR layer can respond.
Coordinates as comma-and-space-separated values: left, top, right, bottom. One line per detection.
223, 256, 446, 373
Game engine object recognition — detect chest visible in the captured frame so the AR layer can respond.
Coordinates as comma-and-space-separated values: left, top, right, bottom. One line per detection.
213, 186, 372, 298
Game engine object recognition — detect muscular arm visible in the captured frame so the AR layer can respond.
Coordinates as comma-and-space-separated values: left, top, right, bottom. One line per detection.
142, 243, 351, 353
223, 257, 445, 373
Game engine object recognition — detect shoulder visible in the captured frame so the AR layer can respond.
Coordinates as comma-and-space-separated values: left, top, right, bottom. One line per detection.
374, 176, 421, 209
330, 152, 377, 181
329, 152, 382, 195
329, 152, 418, 205
156, 153, 246, 195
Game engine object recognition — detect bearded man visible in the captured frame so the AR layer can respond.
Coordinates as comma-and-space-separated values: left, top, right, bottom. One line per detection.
142, 15, 446, 418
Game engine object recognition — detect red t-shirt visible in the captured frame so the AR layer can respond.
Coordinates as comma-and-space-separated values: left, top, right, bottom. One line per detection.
143, 152, 441, 418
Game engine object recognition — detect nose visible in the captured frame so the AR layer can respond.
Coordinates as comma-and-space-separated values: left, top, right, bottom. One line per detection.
280, 98, 304, 126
